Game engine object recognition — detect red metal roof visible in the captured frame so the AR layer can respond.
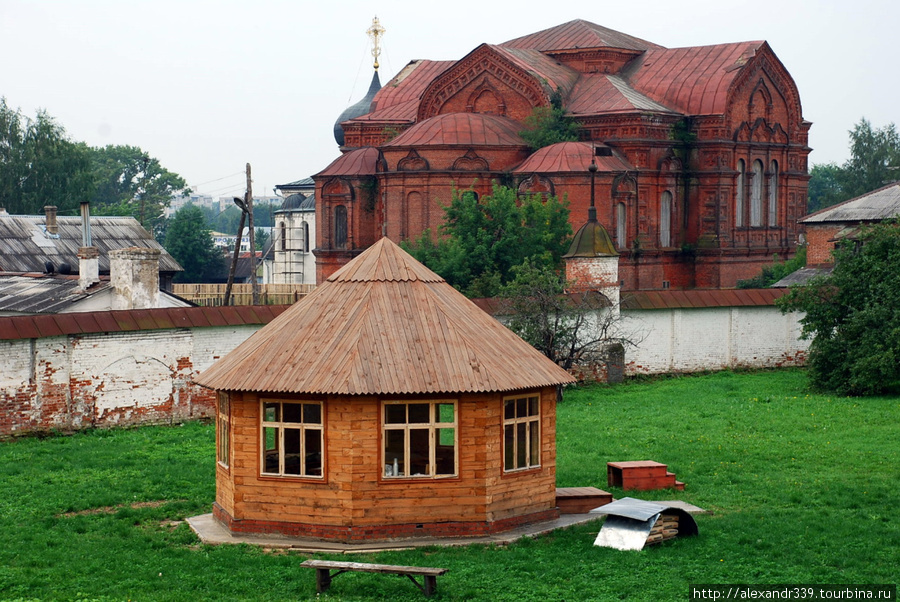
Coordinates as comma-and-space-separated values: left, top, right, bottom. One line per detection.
351, 60, 455, 124
621, 288, 786, 310
512, 141, 633, 174
626, 42, 763, 116
315, 147, 380, 177
501, 19, 663, 53
567, 74, 678, 116
491, 46, 581, 99
0, 305, 289, 341
383, 113, 528, 148
195, 238, 575, 396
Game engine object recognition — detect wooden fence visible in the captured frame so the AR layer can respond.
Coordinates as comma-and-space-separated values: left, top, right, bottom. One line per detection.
172, 283, 315, 306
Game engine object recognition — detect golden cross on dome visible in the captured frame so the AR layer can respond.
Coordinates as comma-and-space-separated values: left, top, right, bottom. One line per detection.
367, 16, 385, 70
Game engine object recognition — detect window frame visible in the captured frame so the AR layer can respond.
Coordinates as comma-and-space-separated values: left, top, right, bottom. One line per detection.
216, 392, 230, 469
503, 394, 541, 473
259, 399, 325, 479
381, 400, 458, 480
659, 191, 672, 248
768, 160, 778, 227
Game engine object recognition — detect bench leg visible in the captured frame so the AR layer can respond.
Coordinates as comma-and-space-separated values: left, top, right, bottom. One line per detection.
424, 575, 437, 597
315, 568, 332, 593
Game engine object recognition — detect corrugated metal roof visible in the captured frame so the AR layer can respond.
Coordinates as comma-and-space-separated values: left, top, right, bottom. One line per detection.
512, 141, 633, 174
0, 275, 105, 314
801, 181, 900, 223
625, 42, 763, 116
621, 288, 786, 310
383, 113, 528, 148
501, 19, 663, 53
0, 304, 288, 341
0, 214, 182, 274
195, 238, 575, 396
771, 267, 833, 288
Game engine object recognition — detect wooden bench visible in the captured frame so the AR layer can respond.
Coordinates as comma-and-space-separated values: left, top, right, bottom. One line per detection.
300, 559, 449, 597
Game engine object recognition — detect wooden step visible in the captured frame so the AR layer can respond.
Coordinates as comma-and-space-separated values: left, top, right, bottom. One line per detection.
608, 461, 685, 491
556, 487, 613, 514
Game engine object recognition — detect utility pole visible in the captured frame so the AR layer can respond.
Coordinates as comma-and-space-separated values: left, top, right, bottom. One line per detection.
246, 163, 259, 305
223, 197, 247, 306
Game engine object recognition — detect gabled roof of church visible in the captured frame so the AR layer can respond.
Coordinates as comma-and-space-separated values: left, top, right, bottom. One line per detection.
315, 147, 380, 178
512, 141, 633, 174
501, 19, 664, 53
568, 74, 679, 115
383, 113, 527, 148
195, 238, 575, 395
349, 60, 455, 124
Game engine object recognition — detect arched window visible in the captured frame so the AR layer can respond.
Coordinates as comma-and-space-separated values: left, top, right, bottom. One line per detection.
279, 222, 286, 251
750, 160, 763, 227
616, 202, 627, 249
302, 222, 310, 253
768, 160, 778, 226
659, 191, 672, 248
735, 159, 745, 227
334, 205, 347, 249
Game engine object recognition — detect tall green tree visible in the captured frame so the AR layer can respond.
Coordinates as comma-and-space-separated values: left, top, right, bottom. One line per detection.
402, 184, 571, 297
0, 97, 94, 214
777, 220, 900, 395
807, 118, 900, 212
89, 144, 189, 233
519, 90, 580, 151
164, 205, 226, 283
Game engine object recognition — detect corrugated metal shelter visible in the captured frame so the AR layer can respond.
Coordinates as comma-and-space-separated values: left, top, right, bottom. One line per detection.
196, 238, 576, 542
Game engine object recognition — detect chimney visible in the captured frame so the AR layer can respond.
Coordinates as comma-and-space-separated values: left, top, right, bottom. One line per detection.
77, 202, 100, 289
110, 247, 161, 310
44, 206, 58, 235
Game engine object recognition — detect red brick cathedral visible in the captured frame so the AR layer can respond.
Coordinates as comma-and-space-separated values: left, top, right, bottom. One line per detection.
314, 19, 810, 291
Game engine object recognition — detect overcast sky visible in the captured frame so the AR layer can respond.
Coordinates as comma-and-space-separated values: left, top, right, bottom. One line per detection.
2, 0, 897, 202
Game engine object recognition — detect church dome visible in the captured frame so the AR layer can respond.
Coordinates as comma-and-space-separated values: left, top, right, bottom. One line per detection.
383, 112, 528, 147
333, 71, 382, 147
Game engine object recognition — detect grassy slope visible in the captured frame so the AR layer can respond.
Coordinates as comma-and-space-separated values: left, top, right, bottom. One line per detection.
0, 369, 897, 601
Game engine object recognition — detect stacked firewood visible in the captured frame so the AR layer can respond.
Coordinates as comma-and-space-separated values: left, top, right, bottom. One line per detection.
646, 512, 679, 545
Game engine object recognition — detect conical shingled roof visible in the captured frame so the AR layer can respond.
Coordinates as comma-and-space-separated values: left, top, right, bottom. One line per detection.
195, 238, 575, 395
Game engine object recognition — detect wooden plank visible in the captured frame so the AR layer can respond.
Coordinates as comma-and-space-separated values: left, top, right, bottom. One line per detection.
301, 560, 448, 576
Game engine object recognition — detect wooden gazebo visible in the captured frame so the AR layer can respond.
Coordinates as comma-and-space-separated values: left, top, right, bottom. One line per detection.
195, 238, 575, 541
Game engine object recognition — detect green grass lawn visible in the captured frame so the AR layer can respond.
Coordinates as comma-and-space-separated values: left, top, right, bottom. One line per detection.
1, 369, 897, 601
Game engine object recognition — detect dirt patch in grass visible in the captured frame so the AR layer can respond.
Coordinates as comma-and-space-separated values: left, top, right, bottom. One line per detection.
57, 499, 187, 518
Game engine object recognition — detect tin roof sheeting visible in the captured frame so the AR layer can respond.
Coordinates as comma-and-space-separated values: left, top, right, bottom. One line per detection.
621, 288, 786, 310
501, 19, 663, 53
801, 182, 900, 223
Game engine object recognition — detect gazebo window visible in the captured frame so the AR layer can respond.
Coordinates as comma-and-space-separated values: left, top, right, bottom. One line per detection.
383, 401, 457, 478
216, 392, 230, 468
260, 400, 323, 478
504, 394, 540, 472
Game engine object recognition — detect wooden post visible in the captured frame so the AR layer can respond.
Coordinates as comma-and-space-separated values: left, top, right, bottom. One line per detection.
246, 163, 259, 305
223, 203, 246, 306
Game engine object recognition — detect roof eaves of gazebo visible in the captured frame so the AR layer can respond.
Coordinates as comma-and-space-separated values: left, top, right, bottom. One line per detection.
195, 238, 575, 395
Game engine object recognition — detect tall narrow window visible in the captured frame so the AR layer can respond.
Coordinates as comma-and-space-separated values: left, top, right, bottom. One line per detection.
279, 222, 286, 251
735, 159, 745, 227
616, 202, 627, 249
659, 191, 672, 248
768, 160, 778, 226
302, 221, 310, 253
383, 401, 457, 478
334, 205, 347, 249
217, 392, 230, 468
504, 395, 540, 472
261, 400, 324, 478
750, 160, 763, 227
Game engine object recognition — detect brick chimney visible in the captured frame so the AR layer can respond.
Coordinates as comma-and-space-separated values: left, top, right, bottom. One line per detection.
110, 247, 161, 310
44, 206, 58, 235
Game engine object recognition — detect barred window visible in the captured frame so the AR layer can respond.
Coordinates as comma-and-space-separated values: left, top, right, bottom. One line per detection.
504, 395, 540, 472
383, 401, 457, 478
261, 400, 323, 478
217, 392, 230, 468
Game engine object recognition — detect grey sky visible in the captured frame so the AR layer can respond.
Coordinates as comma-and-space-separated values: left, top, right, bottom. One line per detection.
2, 0, 897, 202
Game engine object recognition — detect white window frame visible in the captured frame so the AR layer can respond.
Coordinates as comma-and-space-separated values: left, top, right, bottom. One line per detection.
659, 191, 672, 248
217, 392, 230, 468
736, 159, 745, 227
503, 394, 541, 472
768, 160, 778, 226
382, 400, 458, 479
260, 400, 324, 479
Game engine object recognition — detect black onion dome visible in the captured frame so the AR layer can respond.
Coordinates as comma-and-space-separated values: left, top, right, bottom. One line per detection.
333, 70, 382, 147
280, 193, 306, 211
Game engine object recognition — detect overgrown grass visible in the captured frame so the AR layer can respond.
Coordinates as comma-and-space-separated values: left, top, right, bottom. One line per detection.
1, 369, 897, 600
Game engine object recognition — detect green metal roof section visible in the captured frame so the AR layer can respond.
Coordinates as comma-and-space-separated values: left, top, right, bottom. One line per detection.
563, 212, 618, 258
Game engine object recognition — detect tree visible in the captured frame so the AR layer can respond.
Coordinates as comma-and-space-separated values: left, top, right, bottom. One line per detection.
736, 245, 807, 289
807, 118, 900, 212
89, 144, 189, 233
500, 259, 639, 373
164, 205, 227, 283
254, 227, 269, 251
0, 97, 94, 214
518, 90, 580, 151
402, 184, 572, 297
777, 220, 900, 395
